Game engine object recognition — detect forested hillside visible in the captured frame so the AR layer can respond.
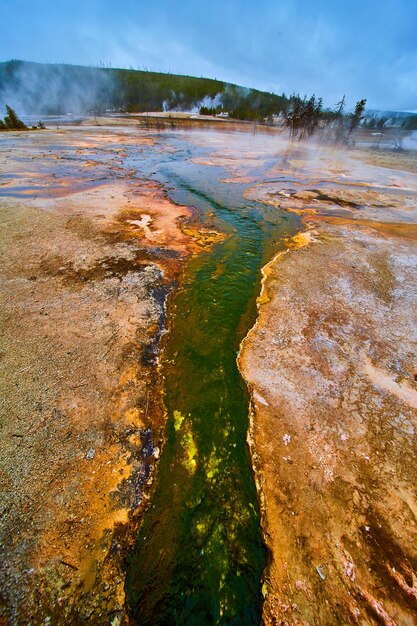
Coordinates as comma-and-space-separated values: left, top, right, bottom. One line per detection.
0, 60, 288, 120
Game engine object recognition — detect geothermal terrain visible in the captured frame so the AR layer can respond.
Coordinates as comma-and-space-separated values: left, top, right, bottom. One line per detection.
0, 117, 416, 625
241, 148, 417, 625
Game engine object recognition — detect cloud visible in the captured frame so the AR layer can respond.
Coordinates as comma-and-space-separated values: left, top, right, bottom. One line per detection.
1, 0, 416, 110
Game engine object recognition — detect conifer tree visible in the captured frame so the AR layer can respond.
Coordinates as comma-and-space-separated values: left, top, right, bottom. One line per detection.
347, 99, 367, 138
4, 105, 28, 130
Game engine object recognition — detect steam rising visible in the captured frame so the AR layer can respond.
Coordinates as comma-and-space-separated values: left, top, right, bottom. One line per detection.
403, 131, 417, 150
190, 93, 223, 114
0, 61, 114, 115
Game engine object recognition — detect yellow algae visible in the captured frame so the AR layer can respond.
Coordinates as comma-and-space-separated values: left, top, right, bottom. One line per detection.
173, 409, 185, 431
286, 206, 317, 216
195, 519, 210, 535
206, 449, 221, 479
255, 249, 288, 306
173, 410, 198, 472
181, 429, 198, 473
180, 223, 227, 248
285, 229, 316, 250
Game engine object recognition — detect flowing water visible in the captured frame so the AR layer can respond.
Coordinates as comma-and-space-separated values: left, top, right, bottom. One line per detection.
125, 129, 300, 624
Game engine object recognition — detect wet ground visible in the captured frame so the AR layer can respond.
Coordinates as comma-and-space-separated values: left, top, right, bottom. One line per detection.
1, 121, 416, 625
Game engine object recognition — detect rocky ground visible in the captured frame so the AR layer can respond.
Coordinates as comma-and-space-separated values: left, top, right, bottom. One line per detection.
0, 124, 205, 624
240, 145, 417, 625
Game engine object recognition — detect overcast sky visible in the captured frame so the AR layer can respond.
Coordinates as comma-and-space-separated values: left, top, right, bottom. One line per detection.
0, 0, 416, 110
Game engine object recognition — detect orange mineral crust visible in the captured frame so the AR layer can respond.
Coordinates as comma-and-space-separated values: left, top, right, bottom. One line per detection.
240, 144, 417, 625
0, 123, 220, 624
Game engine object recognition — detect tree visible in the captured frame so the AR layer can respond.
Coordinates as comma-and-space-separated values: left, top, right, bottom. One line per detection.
283, 93, 306, 139
322, 96, 366, 145
328, 95, 346, 143
391, 134, 404, 151
299, 95, 322, 139
346, 99, 367, 138
283, 93, 323, 140
334, 95, 346, 117
3, 105, 28, 130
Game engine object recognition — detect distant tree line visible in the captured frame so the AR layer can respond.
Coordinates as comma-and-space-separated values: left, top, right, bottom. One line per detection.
363, 114, 417, 131
200, 106, 218, 116
362, 117, 387, 130
0, 60, 289, 120
0, 61, 370, 136
400, 116, 417, 130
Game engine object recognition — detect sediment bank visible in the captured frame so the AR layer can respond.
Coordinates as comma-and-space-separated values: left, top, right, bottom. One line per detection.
240, 147, 417, 625
0, 125, 202, 624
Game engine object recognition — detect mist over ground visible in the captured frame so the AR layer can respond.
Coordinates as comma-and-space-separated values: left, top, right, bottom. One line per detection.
0, 61, 114, 115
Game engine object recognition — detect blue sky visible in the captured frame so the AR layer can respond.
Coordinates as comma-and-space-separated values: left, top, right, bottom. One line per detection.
1, 0, 416, 110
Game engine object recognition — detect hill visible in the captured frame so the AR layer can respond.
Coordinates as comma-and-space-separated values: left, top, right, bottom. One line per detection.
0, 60, 288, 121
363, 109, 417, 130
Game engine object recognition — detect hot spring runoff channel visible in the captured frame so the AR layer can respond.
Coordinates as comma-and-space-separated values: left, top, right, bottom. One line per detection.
125, 129, 300, 625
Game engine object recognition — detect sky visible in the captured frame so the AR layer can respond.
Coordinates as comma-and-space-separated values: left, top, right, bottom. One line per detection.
0, 0, 416, 111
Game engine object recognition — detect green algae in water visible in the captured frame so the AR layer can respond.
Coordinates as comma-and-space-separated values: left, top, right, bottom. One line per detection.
125, 134, 299, 625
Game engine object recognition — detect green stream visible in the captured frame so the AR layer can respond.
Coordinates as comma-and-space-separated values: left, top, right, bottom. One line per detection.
125, 131, 299, 625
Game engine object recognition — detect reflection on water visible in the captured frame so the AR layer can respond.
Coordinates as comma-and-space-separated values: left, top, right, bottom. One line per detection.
125, 130, 300, 625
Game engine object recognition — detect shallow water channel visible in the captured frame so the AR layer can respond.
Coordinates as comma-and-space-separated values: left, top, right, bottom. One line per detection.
125, 130, 300, 624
